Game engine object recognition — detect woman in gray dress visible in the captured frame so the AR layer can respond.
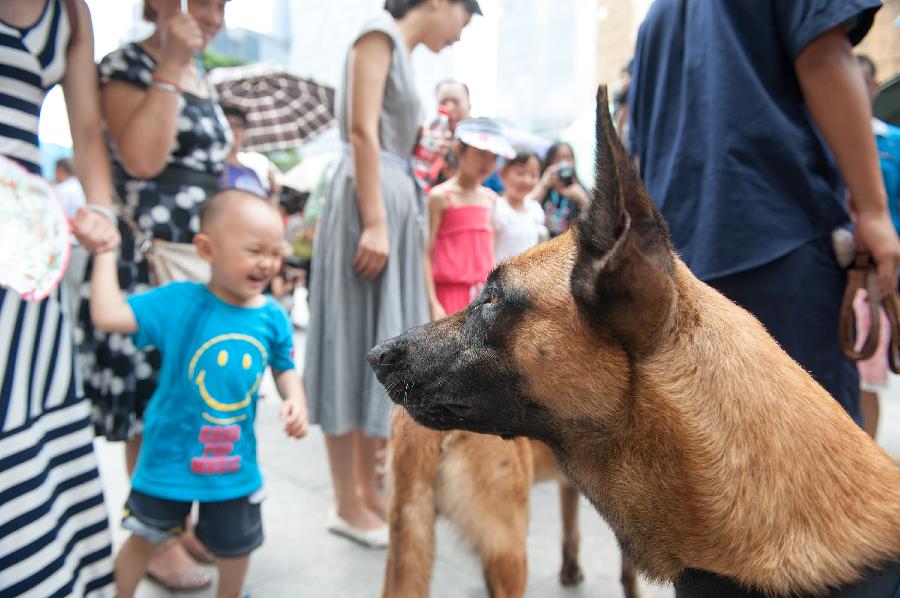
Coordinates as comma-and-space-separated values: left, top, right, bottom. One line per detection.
304, 0, 482, 546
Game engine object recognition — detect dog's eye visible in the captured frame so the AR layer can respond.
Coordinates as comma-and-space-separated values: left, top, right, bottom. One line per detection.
469, 290, 497, 314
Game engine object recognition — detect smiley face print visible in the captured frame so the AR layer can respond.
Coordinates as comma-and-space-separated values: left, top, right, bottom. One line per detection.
187, 333, 268, 425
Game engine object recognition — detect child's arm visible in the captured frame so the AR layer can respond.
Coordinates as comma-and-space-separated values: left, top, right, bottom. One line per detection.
90, 251, 138, 333
486, 189, 499, 252
274, 369, 309, 439
424, 191, 447, 321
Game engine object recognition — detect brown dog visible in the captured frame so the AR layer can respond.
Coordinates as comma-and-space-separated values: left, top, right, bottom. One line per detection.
370, 87, 900, 597
382, 409, 641, 597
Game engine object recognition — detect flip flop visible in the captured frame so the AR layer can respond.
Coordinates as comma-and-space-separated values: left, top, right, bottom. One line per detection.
145, 566, 212, 592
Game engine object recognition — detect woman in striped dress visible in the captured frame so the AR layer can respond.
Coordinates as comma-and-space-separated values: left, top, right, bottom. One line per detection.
0, 0, 118, 595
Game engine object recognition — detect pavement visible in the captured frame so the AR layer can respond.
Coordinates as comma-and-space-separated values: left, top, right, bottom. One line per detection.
94, 331, 900, 598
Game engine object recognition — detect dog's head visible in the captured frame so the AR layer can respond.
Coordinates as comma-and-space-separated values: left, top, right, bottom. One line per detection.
368, 86, 678, 450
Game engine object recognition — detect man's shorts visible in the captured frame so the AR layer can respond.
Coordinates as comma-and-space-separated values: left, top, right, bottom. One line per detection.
122, 488, 265, 558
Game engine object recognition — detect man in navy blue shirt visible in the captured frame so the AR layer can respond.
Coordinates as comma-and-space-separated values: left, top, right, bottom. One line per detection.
629, 0, 900, 426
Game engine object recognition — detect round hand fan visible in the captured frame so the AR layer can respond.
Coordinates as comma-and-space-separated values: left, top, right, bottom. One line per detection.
0, 154, 71, 302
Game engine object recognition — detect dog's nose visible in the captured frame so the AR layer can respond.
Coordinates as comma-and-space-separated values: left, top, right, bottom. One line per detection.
366, 340, 405, 371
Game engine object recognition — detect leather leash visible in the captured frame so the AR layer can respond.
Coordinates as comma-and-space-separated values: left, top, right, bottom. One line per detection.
839, 252, 900, 374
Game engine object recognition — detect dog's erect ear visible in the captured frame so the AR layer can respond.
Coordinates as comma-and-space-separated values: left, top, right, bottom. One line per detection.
570, 86, 676, 354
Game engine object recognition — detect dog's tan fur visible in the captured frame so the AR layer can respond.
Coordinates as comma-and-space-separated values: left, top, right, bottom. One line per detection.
383, 410, 641, 597
370, 88, 900, 596
506, 235, 900, 594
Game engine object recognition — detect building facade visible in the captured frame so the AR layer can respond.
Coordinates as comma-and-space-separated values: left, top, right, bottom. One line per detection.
857, 0, 900, 83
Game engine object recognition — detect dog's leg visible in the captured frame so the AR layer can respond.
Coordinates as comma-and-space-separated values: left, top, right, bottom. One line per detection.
382, 409, 443, 598
437, 435, 533, 598
620, 555, 642, 598
558, 478, 584, 586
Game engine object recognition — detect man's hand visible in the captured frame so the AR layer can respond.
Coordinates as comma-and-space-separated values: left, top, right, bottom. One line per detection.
854, 208, 900, 295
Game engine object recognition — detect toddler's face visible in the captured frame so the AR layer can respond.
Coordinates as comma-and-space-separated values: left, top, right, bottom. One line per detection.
501, 157, 540, 200
205, 201, 285, 304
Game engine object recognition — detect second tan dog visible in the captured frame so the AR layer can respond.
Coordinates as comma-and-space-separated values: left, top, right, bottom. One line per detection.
383, 409, 640, 597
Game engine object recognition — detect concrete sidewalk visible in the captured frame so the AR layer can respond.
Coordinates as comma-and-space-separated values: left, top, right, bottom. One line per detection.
94, 331, 900, 598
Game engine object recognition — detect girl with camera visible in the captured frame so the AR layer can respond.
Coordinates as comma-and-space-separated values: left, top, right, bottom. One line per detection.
538, 141, 590, 237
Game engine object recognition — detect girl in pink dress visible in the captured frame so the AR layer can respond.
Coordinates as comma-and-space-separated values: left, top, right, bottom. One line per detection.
425, 118, 516, 318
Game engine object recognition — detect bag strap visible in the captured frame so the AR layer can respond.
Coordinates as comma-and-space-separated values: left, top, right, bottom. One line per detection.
115, 203, 153, 255
63, 0, 79, 50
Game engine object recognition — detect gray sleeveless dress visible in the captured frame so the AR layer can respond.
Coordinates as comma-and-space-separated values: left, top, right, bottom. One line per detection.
303, 11, 429, 438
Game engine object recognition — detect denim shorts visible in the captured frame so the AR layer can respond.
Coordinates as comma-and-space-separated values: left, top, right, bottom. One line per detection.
122, 488, 265, 558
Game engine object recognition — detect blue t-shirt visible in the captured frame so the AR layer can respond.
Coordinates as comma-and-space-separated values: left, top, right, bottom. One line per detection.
873, 118, 900, 234
628, 0, 880, 281
127, 282, 294, 502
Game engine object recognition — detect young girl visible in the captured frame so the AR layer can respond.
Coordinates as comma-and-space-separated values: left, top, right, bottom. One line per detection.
494, 148, 547, 263
426, 118, 515, 319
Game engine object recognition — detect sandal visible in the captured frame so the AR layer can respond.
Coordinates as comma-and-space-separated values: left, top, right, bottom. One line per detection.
145, 566, 212, 592
145, 540, 212, 591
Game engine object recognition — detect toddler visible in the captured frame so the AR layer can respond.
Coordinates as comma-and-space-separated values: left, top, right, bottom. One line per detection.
90, 188, 308, 597
493, 147, 547, 263
425, 118, 516, 319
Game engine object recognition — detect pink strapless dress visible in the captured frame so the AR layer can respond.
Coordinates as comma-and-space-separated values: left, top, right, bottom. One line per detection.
431, 197, 494, 314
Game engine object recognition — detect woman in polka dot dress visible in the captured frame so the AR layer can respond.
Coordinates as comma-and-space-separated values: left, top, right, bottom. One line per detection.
75, 1, 231, 589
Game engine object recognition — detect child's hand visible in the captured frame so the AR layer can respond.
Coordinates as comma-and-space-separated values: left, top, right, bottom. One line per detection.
279, 397, 309, 439
429, 299, 447, 321
72, 208, 120, 254
539, 164, 559, 191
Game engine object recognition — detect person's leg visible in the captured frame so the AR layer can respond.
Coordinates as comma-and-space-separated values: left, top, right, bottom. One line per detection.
114, 534, 157, 597
125, 434, 141, 475
195, 494, 263, 597
324, 430, 384, 530
356, 434, 387, 519
215, 556, 251, 598
121, 490, 210, 592
707, 238, 861, 424
860, 389, 880, 438
181, 521, 215, 563
125, 434, 211, 582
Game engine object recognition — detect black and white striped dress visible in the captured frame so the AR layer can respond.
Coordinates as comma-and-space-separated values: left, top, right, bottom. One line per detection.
0, 1, 114, 595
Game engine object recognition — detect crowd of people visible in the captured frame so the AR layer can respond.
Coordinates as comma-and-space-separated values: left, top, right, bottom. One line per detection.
1, 0, 899, 596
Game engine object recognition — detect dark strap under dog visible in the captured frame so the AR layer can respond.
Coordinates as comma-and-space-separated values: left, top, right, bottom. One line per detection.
674, 561, 900, 598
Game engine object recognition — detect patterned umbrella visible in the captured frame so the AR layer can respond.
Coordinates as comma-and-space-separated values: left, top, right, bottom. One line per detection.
209, 63, 336, 153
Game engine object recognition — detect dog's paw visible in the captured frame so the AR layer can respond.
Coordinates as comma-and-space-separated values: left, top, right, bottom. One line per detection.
559, 559, 584, 586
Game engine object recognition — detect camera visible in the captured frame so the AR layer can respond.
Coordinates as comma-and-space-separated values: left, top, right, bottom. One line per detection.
557, 161, 575, 186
